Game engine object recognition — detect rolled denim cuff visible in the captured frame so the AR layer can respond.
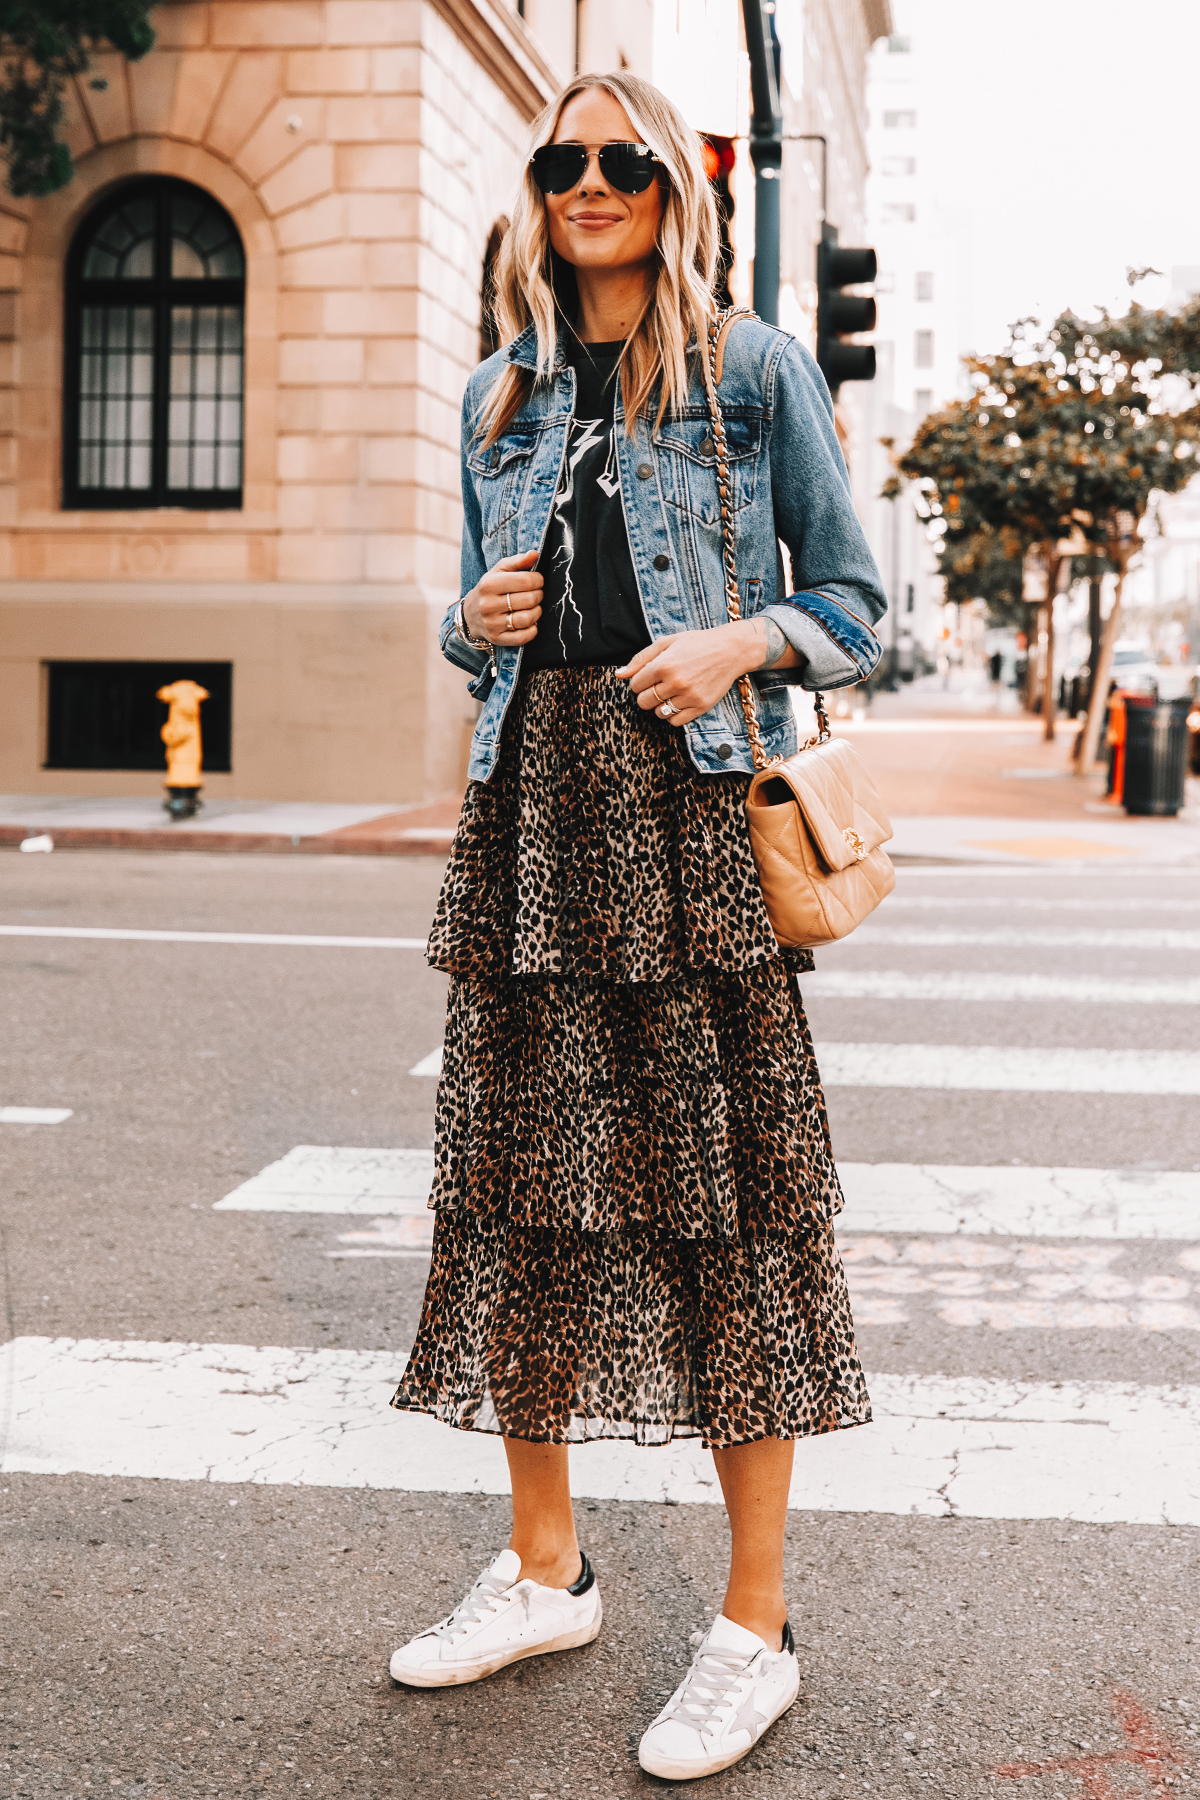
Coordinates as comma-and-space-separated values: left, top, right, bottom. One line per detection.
763, 595, 881, 691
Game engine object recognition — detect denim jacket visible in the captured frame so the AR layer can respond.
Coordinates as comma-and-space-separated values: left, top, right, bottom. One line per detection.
442, 316, 887, 781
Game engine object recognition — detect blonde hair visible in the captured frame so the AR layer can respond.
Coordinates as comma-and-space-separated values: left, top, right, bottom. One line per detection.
480, 71, 720, 446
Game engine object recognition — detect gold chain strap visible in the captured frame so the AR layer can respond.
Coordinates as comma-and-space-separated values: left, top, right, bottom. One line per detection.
701, 309, 829, 767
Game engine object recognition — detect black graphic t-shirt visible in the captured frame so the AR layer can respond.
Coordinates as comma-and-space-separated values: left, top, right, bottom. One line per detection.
523, 339, 652, 671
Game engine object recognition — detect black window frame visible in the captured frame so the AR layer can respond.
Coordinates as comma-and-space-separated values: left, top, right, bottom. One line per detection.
62, 177, 245, 512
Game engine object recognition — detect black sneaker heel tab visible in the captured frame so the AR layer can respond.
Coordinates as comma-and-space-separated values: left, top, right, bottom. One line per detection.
567, 1552, 595, 1596
781, 1619, 795, 1654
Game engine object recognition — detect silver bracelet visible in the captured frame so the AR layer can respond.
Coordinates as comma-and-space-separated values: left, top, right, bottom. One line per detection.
455, 600, 490, 652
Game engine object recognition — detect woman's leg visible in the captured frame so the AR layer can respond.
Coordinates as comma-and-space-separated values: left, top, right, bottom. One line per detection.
503, 1438, 582, 1589
710, 1436, 795, 1647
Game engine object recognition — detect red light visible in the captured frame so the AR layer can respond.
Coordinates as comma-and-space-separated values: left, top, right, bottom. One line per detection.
701, 142, 720, 181
700, 136, 735, 181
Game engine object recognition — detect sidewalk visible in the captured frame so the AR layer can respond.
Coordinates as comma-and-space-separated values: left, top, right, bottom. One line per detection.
5, 675, 1197, 863
0, 792, 462, 856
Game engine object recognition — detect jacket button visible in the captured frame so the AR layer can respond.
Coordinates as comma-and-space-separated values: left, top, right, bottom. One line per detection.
653, 553, 670, 571
698, 434, 714, 455
636, 461, 653, 479
489, 449, 500, 468
716, 743, 733, 760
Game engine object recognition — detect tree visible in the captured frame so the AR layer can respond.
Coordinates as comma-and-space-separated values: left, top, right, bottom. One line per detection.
0, 0, 154, 197
891, 312, 1200, 748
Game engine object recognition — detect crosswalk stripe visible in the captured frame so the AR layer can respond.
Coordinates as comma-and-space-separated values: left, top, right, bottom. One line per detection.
803, 971, 1200, 1003
213, 1148, 1200, 1239
0, 1107, 72, 1125
818, 1043, 1200, 1095
805, 979, 1200, 1008
404, 1042, 1200, 1094
854, 927, 1200, 950
0, 926, 426, 949
3, 1338, 1196, 1525
840, 1162, 1200, 1239
886, 896, 1200, 913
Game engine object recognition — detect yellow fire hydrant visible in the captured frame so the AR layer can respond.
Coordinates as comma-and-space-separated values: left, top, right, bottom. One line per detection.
157, 679, 209, 820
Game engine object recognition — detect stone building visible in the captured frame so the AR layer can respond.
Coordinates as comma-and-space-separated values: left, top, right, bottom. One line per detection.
0, 0, 886, 805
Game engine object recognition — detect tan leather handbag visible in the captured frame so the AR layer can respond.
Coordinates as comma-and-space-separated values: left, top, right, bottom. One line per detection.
702, 309, 896, 950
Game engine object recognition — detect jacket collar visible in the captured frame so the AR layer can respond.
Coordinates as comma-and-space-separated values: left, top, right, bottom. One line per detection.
505, 322, 567, 373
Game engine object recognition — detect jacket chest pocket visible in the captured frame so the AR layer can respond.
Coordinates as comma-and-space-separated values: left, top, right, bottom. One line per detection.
654, 412, 761, 523
467, 431, 539, 547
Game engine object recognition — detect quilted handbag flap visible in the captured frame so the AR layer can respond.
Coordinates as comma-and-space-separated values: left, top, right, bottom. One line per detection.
759, 737, 894, 873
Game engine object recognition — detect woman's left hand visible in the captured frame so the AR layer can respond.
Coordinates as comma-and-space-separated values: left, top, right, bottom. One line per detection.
617, 620, 796, 726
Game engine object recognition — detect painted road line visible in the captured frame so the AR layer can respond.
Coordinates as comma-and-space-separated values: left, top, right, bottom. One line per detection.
839, 1163, 1200, 1239
213, 1150, 1200, 1237
885, 896, 1200, 913
842, 1239, 1198, 1332
0, 926, 426, 949
215, 1145, 435, 1214
2, 1338, 1198, 1524
852, 926, 1200, 950
803, 971, 1200, 1004
410, 1049, 443, 1077
816, 1043, 1200, 1096
0, 1107, 72, 1125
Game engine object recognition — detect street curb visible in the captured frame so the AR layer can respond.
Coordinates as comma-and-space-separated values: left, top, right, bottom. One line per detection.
0, 824, 453, 857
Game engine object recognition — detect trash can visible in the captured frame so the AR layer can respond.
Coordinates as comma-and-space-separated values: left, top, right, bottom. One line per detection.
1122, 695, 1191, 816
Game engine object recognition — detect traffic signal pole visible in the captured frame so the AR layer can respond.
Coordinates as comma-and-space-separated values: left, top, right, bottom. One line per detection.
741, 0, 782, 325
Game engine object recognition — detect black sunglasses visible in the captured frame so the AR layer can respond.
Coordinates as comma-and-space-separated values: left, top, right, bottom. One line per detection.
528, 141, 662, 196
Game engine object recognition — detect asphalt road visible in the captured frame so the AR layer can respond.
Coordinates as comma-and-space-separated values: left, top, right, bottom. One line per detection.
2, 847, 1198, 1800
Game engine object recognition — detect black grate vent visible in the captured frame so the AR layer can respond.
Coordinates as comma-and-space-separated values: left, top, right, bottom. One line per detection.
45, 662, 232, 772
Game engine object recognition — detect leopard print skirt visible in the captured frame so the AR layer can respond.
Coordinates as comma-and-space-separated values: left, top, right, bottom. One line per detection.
391, 665, 871, 1449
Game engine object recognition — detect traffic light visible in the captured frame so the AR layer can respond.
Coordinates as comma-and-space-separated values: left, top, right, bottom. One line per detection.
816, 223, 877, 393
701, 134, 736, 309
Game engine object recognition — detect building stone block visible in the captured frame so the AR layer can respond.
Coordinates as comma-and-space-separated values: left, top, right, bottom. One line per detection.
321, 288, 410, 336
276, 289, 325, 335
325, 95, 420, 141
206, 51, 283, 158
237, 99, 327, 184
149, 4, 210, 49
333, 142, 420, 191
326, 0, 424, 47
279, 335, 364, 385
259, 143, 336, 214
370, 47, 422, 93
163, 50, 234, 141
281, 242, 368, 289
77, 54, 133, 143
274, 194, 348, 252
211, 2, 324, 47
127, 48, 185, 134
287, 49, 371, 92
278, 434, 361, 482
0, 212, 27, 256
277, 534, 365, 581
277, 387, 322, 432
345, 190, 419, 240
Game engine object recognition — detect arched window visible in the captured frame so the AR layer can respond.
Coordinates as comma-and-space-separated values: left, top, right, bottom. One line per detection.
63, 179, 245, 509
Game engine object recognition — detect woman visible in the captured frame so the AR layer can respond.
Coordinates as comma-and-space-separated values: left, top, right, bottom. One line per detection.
389, 70, 885, 1782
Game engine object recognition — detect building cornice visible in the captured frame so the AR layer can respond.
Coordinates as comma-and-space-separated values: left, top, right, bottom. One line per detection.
430, 0, 564, 121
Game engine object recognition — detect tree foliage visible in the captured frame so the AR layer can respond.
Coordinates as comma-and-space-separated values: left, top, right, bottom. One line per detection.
887, 299, 1200, 613
0, 0, 154, 197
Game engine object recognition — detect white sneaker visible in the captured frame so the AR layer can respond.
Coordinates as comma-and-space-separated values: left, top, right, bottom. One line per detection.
388, 1548, 602, 1687
638, 1613, 800, 1780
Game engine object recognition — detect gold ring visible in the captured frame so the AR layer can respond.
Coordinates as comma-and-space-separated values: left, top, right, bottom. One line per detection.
506, 595, 514, 618
649, 683, 662, 703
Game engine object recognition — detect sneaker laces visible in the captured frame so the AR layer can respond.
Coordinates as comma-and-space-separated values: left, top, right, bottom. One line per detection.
662, 1642, 758, 1735
431, 1565, 514, 1644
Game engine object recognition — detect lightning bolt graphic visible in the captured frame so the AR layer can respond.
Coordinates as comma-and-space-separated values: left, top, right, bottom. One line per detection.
548, 417, 606, 654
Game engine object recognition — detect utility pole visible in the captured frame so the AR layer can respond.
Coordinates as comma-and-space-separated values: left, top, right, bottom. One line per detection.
741, 0, 783, 325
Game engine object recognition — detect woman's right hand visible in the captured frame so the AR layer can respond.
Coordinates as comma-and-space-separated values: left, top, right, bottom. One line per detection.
463, 548, 543, 646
